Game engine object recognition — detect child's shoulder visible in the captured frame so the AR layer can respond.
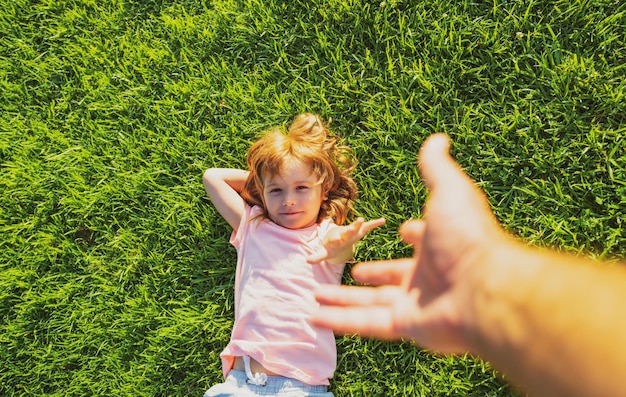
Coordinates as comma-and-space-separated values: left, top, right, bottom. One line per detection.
318, 217, 337, 234
240, 204, 270, 228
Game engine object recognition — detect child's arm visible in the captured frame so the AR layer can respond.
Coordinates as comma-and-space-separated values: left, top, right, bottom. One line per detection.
202, 168, 249, 231
308, 217, 386, 265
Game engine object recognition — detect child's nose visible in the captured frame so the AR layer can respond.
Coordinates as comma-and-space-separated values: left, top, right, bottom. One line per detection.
283, 193, 296, 206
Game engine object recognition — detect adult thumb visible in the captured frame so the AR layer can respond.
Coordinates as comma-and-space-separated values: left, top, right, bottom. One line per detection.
418, 134, 499, 231
418, 134, 471, 193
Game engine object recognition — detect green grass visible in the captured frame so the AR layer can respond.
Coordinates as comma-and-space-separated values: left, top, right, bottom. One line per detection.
1, 0, 625, 395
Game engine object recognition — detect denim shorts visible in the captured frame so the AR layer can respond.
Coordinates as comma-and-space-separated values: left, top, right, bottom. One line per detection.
203, 370, 334, 397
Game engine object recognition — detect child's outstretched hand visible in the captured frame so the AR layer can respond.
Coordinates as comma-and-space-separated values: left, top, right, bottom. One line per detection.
307, 217, 386, 265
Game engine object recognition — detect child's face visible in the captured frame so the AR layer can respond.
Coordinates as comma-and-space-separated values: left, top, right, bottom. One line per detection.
262, 158, 327, 229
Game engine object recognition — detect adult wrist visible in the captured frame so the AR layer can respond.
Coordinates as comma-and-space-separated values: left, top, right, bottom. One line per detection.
462, 234, 528, 358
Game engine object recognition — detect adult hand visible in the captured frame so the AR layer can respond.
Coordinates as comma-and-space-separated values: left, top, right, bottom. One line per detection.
312, 133, 508, 353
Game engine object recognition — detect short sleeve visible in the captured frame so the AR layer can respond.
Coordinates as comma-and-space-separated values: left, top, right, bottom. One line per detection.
230, 205, 264, 249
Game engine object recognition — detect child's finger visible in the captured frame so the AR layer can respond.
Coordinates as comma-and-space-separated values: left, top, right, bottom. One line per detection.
338, 218, 364, 242
360, 218, 386, 234
351, 217, 365, 232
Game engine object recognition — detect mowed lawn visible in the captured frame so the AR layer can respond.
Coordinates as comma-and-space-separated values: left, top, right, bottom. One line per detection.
1, 0, 625, 396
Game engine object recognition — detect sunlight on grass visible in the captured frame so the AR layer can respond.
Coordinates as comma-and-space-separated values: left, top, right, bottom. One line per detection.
1, 0, 625, 395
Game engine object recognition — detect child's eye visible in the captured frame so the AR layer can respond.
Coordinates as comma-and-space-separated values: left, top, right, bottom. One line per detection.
296, 186, 308, 191
269, 188, 282, 194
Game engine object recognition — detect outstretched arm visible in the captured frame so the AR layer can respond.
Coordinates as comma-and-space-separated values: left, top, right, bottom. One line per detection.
307, 217, 386, 265
312, 133, 626, 397
202, 168, 249, 231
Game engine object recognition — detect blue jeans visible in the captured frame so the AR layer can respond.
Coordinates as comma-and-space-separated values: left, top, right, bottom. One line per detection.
204, 370, 334, 397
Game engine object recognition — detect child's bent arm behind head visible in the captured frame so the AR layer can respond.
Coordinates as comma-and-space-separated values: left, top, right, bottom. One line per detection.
202, 168, 249, 231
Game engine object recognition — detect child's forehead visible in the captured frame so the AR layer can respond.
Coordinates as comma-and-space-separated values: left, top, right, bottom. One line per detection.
263, 157, 320, 183
280, 157, 308, 173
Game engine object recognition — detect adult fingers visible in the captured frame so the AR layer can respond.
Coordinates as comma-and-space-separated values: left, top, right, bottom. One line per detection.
398, 219, 426, 247
312, 306, 400, 340
350, 258, 415, 286
314, 284, 400, 306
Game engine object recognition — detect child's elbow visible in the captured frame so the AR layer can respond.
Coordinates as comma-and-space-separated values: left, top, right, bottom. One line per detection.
203, 168, 220, 186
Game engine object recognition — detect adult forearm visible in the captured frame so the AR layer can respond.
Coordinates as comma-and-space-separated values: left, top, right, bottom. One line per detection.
468, 241, 626, 397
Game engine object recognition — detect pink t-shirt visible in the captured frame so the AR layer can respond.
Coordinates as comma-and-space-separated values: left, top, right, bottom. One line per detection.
220, 205, 345, 386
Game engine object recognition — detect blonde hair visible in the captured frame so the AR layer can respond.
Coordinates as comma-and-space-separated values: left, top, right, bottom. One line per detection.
241, 113, 357, 225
